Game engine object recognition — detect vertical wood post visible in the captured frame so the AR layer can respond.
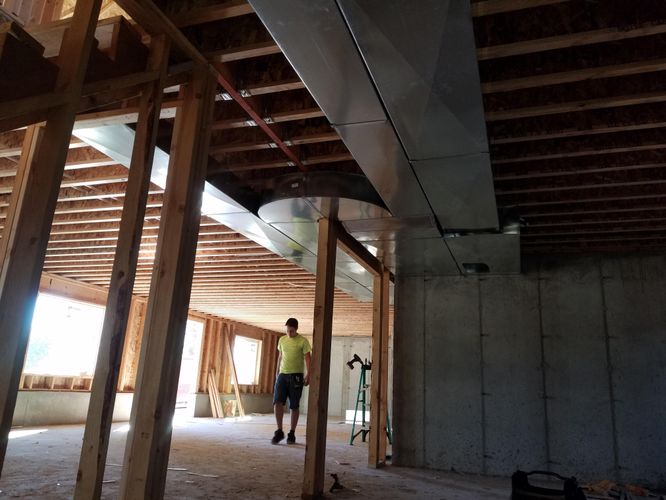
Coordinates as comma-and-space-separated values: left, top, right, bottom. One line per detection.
0, 0, 102, 475
302, 217, 337, 499
117, 298, 146, 392
369, 267, 390, 467
118, 65, 215, 500
224, 328, 246, 417
74, 36, 170, 500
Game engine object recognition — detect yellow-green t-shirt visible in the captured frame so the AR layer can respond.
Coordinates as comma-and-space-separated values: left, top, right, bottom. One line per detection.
278, 334, 311, 374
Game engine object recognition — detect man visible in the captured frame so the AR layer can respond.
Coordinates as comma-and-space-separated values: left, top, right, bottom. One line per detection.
272, 317, 311, 444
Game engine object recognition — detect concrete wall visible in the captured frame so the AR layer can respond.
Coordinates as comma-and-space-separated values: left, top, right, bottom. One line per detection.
12, 391, 133, 427
393, 255, 666, 488
193, 393, 274, 416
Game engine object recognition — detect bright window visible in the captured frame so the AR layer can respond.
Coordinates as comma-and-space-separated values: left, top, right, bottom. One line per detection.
24, 293, 105, 377
232, 336, 262, 385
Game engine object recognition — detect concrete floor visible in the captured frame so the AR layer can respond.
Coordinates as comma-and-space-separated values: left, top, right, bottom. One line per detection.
0, 415, 510, 499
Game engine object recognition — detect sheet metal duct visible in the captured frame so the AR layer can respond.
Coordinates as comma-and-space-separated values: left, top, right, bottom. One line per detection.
250, 0, 520, 275
73, 125, 379, 302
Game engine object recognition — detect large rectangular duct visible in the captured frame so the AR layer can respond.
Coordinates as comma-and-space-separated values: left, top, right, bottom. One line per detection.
250, 0, 520, 275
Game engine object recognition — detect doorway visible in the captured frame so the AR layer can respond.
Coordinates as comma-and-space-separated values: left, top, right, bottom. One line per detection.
175, 319, 204, 418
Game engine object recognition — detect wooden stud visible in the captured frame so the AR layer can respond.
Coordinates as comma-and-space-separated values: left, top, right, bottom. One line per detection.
482, 58, 666, 94
118, 65, 216, 500
486, 90, 666, 122
302, 217, 337, 500
471, 0, 567, 17
224, 328, 245, 417
117, 298, 146, 392
477, 22, 666, 60
368, 268, 390, 468
0, 0, 102, 474
74, 35, 170, 500
334, 221, 383, 277
171, 0, 253, 27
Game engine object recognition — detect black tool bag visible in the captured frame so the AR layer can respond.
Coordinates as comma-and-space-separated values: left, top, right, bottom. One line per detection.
511, 470, 587, 500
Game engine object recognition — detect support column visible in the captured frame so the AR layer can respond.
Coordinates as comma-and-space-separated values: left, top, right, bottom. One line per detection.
0, 0, 102, 475
74, 35, 170, 500
302, 217, 337, 499
119, 65, 216, 500
369, 268, 390, 467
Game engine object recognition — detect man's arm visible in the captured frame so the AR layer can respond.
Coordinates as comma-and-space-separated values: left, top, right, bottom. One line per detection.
304, 351, 312, 386
276, 351, 282, 379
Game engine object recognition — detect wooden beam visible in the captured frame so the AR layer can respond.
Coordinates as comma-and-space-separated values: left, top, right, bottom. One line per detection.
482, 58, 666, 94
212, 62, 306, 172
485, 90, 666, 121
207, 40, 281, 63
493, 144, 666, 164
243, 77, 305, 96
74, 35, 170, 500
171, 0, 253, 27
471, 0, 568, 17
216, 151, 348, 174
368, 267, 390, 468
334, 221, 382, 276
302, 217, 337, 500
114, 0, 207, 65
0, 0, 102, 473
39, 271, 108, 306
494, 162, 666, 181
119, 65, 215, 500
209, 131, 338, 155
117, 298, 146, 392
496, 178, 666, 196
490, 120, 666, 145
477, 22, 666, 60
224, 328, 245, 417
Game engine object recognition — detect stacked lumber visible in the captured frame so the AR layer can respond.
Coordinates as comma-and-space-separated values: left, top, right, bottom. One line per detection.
207, 369, 223, 418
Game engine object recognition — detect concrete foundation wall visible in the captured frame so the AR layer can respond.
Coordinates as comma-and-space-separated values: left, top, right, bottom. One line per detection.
194, 393, 274, 416
393, 255, 666, 488
12, 391, 133, 427
12, 335, 377, 427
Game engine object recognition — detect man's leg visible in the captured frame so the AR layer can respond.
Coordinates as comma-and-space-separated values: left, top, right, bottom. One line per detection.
271, 374, 287, 444
290, 408, 299, 431
275, 403, 284, 431
286, 374, 304, 444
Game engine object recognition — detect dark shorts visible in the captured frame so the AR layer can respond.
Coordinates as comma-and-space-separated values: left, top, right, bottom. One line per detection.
273, 373, 304, 410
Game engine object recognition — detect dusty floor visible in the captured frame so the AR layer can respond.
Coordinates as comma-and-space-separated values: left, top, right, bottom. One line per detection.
0, 415, 510, 499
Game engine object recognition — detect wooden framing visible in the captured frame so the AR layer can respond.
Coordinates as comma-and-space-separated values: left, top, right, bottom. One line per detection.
471, 0, 568, 17
171, 1, 253, 28
476, 22, 666, 60
302, 217, 337, 500
223, 328, 246, 417
0, 0, 102, 474
119, 66, 215, 499
335, 221, 383, 276
368, 268, 390, 468
74, 35, 170, 500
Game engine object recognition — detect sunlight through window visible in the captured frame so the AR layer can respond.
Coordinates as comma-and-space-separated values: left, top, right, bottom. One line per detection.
24, 293, 105, 377
231, 336, 262, 385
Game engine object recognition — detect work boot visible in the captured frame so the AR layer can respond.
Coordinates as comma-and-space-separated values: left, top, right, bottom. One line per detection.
287, 430, 296, 444
271, 429, 285, 444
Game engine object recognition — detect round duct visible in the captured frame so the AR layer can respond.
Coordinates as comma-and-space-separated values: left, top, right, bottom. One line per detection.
258, 172, 391, 224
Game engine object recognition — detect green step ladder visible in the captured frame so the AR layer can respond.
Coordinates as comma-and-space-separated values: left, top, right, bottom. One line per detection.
347, 354, 392, 446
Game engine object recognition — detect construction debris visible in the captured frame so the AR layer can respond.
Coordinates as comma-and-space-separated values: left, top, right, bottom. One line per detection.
584, 480, 664, 499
